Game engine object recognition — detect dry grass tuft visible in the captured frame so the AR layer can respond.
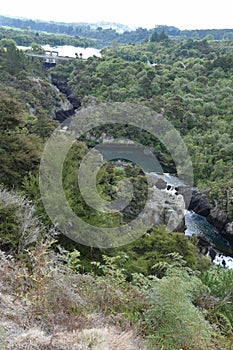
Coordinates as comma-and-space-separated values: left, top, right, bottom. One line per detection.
0, 250, 147, 350
4, 327, 146, 350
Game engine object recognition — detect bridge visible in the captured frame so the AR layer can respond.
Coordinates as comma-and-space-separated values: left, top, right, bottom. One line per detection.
27, 50, 74, 66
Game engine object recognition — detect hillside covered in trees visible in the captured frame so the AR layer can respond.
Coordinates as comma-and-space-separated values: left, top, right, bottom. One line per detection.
50, 37, 233, 221
0, 21, 233, 349
1, 15, 233, 48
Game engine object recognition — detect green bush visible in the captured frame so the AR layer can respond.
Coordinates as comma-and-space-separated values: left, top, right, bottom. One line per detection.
143, 259, 216, 350
201, 267, 233, 330
108, 226, 211, 277
0, 203, 20, 251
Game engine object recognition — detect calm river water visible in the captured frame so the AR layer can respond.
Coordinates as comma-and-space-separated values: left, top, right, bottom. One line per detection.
17, 44, 101, 59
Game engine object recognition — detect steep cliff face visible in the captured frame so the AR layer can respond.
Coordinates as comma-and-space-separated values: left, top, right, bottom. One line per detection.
177, 186, 211, 217
51, 75, 81, 110
52, 89, 74, 122
205, 205, 233, 242
178, 186, 233, 245
207, 206, 229, 231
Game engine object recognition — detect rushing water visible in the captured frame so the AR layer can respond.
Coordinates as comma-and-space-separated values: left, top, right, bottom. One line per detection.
96, 145, 233, 268
163, 173, 233, 269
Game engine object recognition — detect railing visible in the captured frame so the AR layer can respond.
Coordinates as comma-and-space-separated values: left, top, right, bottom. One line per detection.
26, 52, 73, 61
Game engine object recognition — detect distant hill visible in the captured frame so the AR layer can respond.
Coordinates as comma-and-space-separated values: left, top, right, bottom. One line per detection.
1, 15, 233, 48
82, 21, 131, 33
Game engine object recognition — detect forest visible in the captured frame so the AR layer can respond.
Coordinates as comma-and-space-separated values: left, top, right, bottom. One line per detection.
1, 15, 233, 47
0, 21, 233, 349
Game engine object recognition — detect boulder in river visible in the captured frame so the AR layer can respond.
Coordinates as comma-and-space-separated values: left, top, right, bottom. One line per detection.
155, 178, 167, 190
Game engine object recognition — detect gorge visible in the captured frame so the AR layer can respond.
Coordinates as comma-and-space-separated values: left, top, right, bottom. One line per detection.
53, 89, 233, 266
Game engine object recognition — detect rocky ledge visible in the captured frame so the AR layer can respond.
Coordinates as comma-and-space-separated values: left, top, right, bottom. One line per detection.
207, 206, 233, 240
178, 186, 233, 241
177, 186, 211, 217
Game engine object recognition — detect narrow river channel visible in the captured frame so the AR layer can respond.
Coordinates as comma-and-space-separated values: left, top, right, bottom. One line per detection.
97, 145, 233, 268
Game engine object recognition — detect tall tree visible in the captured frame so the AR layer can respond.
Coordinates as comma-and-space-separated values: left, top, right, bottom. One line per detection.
0, 90, 41, 187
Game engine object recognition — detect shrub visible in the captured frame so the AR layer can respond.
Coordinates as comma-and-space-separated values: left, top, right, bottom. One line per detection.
0, 203, 20, 251
142, 255, 217, 350
0, 188, 41, 253
144, 273, 214, 349
200, 267, 233, 331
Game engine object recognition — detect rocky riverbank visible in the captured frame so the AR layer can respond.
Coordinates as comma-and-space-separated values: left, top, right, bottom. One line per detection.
178, 186, 233, 241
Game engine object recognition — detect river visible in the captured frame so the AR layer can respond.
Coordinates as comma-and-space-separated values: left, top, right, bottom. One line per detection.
96, 144, 233, 268
19, 45, 232, 268
163, 173, 233, 269
17, 44, 101, 59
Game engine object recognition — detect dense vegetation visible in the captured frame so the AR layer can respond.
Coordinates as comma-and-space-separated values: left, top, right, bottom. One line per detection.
51, 38, 233, 219
1, 15, 233, 48
0, 26, 95, 48
0, 204, 232, 349
0, 22, 233, 349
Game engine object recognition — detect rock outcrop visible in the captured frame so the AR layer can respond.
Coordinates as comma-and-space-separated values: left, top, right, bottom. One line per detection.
224, 221, 233, 239
207, 206, 229, 231
140, 173, 186, 233
206, 206, 233, 241
51, 75, 81, 121
155, 178, 167, 190
177, 186, 233, 246
53, 96, 75, 122
177, 186, 211, 217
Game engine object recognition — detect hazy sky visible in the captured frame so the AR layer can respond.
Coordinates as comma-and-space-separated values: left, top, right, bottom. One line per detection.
1, 0, 233, 30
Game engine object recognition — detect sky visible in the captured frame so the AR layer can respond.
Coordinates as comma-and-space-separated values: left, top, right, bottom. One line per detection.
1, 0, 233, 30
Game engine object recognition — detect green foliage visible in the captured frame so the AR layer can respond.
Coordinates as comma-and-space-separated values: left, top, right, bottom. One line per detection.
0, 90, 41, 187
65, 249, 82, 273
0, 198, 230, 349
0, 26, 233, 349
62, 142, 123, 228
2, 15, 233, 49
0, 40, 27, 76
150, 30, 169, 42
89, 253, 224, 349
0, 203, 20, 251
91, 254, 127, 282
144, 269, 214, 349
201, 267, 233, 329
108, 226, 211, 277
0, 89, 22, 131
50, 38, 233, 220
89, 254, 148, 318
0, 26, 95, 48
27, 113, 58, 140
